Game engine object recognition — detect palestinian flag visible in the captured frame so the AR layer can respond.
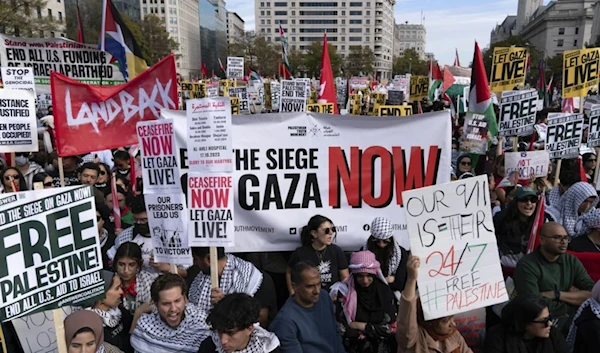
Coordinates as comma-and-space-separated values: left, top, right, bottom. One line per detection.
442, 65, 471, 97
249, 67, 263, 82
218, 58, 226, 75
428, 59, 443, 101
468, 41, 498, 146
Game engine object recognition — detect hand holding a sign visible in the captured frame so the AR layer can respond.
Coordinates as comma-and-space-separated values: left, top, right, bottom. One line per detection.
404, 256, 420, 301
210, 287, 225, 305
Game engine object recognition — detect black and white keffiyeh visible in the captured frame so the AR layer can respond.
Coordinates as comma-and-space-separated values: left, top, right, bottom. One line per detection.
87, 307, 122, 328
130, 303, 210, 353
211, 324, 280, 353
574, 209, 600, 237
361, 239, 402, 276
546, 182, 598, 237
122, 270, 158, 313
547, 185, 562, 206
566, 297, 600, 349
189, 254, 263, 312
360, 217, 402, 276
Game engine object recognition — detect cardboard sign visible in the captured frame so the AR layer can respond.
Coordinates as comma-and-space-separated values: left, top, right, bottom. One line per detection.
1, 67, 35, 94
226, 57, 244, 79
460, 113, 489, 155
146, 193, 192, 265
188, 172, 235, 247
499, 89, 537, 137
228, 87, 250, 113
377, 105, 412, 117
409, 75, 428, 101
490, 47, 528, 92
546, 113, 584, 159
504, 151, 550, 180
306, 103, 334, 114
562, 49, 600, 98
279, 80, 308, 112
12, 307, 74, 353
402, 175, 508, 320
588, 107, 600, 147
0, 186, 103, 322
137, 120, 181, 193
0, 89, 38, 152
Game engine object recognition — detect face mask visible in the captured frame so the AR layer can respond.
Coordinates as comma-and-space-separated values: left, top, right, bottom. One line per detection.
15, 156, 28, 166
134, 223, 150, 236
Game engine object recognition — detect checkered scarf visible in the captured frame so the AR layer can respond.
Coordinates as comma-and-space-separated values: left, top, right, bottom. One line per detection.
566, 296, 600, 349
361, 239, 402, 276
86, 307, 122, 328
210, 324, 280, 353
188, 255, 263, 312
122, 270, 158, 313
545, 182, 598, 237
574, 209, 600, 237
547, 185, 562, 206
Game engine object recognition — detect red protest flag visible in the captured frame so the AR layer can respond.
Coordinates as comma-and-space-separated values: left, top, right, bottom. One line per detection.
51, 55, 178, 157
318, 33, 338, 114
201, 62, 208, 78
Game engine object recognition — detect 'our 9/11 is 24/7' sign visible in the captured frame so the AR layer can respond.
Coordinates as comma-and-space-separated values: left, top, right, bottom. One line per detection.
402, 175, 508, 320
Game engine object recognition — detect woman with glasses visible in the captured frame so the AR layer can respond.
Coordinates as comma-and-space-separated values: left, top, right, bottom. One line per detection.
454, 154, 472, 180
581, 150, 596, 184
545, 181, 599, 238
96, 162, 112, 196
32, 172, 54, 189
0, 167, 27, 193
286, 214, 349, 294
484, 295, 568, 353
361, 217, 408, 292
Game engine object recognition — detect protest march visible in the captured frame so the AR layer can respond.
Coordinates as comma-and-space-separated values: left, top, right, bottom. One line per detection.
3, 1, 600, 353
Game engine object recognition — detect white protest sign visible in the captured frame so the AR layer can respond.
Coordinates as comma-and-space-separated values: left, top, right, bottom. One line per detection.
188, 172, 235, 247
137, 120, 181, 193
12, 306, 74, 353
146, 193, 192, 265
0, 186, 103, 322
1, 67, 35, 94
499, 89, 537, 137
402, 175, 508, 320
280, 80, 308, 112
271, 82, 280, 110
228, 86, 250, 113
206, 85, 219, 97
0, 89, 38, 152
587, 106, 600, 147
226, 57, 244, 79
186, 97, 233, 173
546, 113, 584, 159
504, 151, 550, 179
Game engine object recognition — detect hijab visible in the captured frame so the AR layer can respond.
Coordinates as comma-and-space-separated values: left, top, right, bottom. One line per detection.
454, 153, 471, 179
64, 310, 105, 352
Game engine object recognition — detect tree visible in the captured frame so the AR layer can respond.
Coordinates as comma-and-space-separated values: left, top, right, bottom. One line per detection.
0, 0, 60, 37
287, 47, 305, 76
65, 0, 102, 44
345, 46, 375, 76
546, 53, 563, 81
301, 41, 342, 78
392, 49, 428, 76
139, 15, 179, 65
228, 32, 280, 77
228, 31, 256, 58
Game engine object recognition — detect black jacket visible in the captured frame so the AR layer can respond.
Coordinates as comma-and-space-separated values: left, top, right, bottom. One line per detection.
483, 324, 568, 353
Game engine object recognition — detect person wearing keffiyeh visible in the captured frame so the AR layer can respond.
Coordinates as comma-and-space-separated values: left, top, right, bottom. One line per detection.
571, 209, 600, 252
566, 280, 600, 353
131, 273, 210, 353
113, 242, 158, 314
545, 182, 599, 238
360, 217, 408, 293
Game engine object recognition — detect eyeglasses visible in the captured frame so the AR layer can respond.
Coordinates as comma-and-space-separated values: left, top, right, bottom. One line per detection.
4, 175, 18, 181
460, 161, 471, 166
517, 196, 538, 204
322, 226, 337, 234
531, 316, 556, 327
542, 235, 570, 243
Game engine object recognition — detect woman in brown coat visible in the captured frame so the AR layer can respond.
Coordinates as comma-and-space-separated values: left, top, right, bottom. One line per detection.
396, 256, 473, 353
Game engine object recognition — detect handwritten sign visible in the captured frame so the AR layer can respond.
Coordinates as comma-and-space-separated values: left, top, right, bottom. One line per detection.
13, 307, 74, 353
504, 151, 550, 180
546, 112, 584, 159
499, 89, 537, 137
402, 175, 508, 320
137, 120, 181, 193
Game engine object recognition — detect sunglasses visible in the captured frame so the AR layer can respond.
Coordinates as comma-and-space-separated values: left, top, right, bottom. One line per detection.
43, 182, 53, 187
460, 161, 471, 166
531, 316, 556, 327
322, 226, 337, 234
372, 237, 392, 244
518, 196, 538, 203
4, 175, 18, 181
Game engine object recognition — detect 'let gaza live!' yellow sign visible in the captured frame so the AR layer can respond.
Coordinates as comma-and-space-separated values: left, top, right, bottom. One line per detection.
562, 49, 600, 98
490, 47, 528, 92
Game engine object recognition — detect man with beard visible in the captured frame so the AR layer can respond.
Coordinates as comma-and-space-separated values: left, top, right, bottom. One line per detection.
131, 273, 210, 353
514, 222, 595, 335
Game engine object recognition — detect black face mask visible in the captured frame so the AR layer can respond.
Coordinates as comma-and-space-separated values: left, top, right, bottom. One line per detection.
134, 223, 150, 236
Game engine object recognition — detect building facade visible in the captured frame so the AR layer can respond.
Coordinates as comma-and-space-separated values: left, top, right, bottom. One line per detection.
113, 0, 141, 23
227, 11, 245, 44
199, 0, 228, 76
516, 0, 543, 33
254, 0, 396, 79
490, 16, 517, 44
140, 0, 201, 79
394, 23, 426, 60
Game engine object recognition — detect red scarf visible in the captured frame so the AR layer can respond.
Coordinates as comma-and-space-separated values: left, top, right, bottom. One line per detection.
121, 277, 137, 297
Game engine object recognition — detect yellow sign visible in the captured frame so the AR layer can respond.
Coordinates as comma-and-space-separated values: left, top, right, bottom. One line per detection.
490, 47, 528, 92
562, 48, 600, 98
180, 81, 206, 98
230, 97, 240, 115
306, 103, 335, 114
377, 105, 413, 117
264, 83, 272, 110
409, 76, 428, 101
309, 88, 318, 104
350, 94, 362, 115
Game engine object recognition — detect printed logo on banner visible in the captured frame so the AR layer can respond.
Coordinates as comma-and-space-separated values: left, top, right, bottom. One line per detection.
0, 186, 103, 322
228, 87, 250, 113
1, 67, 36, 94
562, 49, 600, 99
137, 120, 181, 193
186, 97, 233, 173
0, 89, 38, 152
490, 47, 528, 92
588, 107, 600, 147
402, 175, 509, 320
504, 151, 550, 180
226, 57, 244, 79
546, 112, 584, 159
280, 80, 308, 112
499, 89, 537, 137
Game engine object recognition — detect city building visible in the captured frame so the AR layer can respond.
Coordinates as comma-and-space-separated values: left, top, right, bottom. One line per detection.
200, 0, 228, 76
4, 0, 67, 38
140, 0, 202, 79
392, 23, 401, 58
490, 16, 517, 44
394, 22, 426, 60
425, 52, 435, 62
254, 0, 397, 80
516, 0, 543, 33
227, 11, 245, 44
113, 0, 141, 23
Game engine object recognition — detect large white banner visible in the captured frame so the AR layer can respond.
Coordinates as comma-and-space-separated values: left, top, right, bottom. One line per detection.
0, 186, 103, 322
0, 34, 126, 93
162, 110, 452, 252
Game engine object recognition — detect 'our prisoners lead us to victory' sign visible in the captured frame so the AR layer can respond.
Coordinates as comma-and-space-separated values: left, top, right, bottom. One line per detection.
0, 186, 104, 322
402, 175, 508, 320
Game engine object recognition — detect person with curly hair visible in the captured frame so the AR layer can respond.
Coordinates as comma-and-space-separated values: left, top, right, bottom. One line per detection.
199, 293, 280, 353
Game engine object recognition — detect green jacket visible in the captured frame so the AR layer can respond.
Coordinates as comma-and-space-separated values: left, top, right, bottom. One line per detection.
513, 248, 594, 334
